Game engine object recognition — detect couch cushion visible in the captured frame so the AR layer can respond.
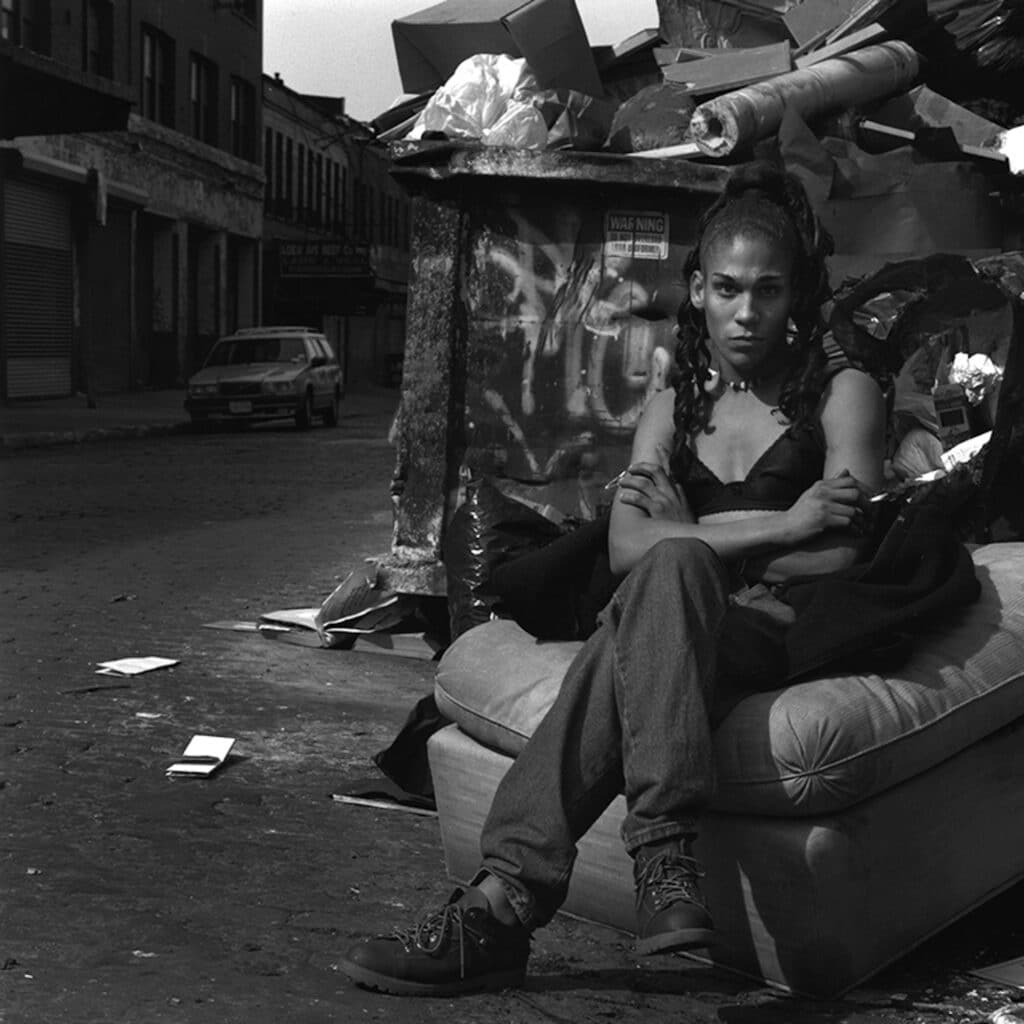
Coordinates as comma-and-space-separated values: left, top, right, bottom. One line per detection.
435, 542, 1024, 817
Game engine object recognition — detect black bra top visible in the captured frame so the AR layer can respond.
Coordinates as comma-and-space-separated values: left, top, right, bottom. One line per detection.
670, 420, 826, 518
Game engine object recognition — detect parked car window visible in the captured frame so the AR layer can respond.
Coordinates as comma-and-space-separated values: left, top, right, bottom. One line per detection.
205, 336, 308, 366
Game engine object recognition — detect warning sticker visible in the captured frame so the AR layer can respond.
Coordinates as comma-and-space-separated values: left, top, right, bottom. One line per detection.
604, 211, 670, 260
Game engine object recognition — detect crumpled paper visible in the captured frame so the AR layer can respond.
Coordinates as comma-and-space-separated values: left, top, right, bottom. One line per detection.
408, 54, 548, 149
948, 351, 1003, 405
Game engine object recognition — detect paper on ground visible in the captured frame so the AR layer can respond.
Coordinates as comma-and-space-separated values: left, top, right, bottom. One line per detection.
166, 735, 235, 777
971, 954, 1024, 989
96, 656, 179, 677
331, 793, 437, 818
259, 607, 320, 630
999, 124, 1024, 174
259, 571, 402, 645
315, 573, 399, 630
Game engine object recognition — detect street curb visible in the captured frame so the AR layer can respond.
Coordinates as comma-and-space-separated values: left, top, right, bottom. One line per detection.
1, 420, 192, 451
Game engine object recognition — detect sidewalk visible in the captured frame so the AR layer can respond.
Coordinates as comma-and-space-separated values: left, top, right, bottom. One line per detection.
0, 386, 400, 450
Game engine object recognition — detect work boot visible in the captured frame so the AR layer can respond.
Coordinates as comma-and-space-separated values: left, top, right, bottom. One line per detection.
339, 887, 531, 997
634, 839, 715, 955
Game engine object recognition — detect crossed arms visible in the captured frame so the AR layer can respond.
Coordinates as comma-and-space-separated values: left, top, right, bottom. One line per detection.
607, 369, 887, 581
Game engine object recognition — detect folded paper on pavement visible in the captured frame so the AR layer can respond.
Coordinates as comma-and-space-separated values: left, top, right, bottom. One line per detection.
166, 735, 235, 778
971, 954, 1024, 989
260, 571, 406, 648
96, 656, 179, 677
331, 775, 437, 817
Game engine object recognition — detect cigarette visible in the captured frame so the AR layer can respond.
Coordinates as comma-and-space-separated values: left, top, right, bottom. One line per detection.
868, 491, 890, 503
604, 470, 629, 491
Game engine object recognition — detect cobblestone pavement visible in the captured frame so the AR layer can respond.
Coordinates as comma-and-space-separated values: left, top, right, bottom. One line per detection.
0, 404, 1021, 1024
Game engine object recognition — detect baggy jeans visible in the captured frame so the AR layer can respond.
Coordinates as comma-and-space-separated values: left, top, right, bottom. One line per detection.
478, 537, 796, 930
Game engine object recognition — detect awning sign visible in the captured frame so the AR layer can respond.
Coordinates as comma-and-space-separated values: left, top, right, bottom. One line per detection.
604, 211, 670, 261
279, 241, 371, 278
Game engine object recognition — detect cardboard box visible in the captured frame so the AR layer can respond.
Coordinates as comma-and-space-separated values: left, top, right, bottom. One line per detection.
392, 0, 603, 98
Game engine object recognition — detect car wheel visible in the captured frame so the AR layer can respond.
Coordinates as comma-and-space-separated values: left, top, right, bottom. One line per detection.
295, 390, 314, 430
190, 412, 210, 432
323, 389, 340, 427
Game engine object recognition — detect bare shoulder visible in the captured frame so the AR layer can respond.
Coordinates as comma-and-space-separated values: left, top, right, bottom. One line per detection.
820, 367, 885, 435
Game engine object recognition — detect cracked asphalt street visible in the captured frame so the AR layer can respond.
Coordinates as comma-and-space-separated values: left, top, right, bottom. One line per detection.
1, 399, 1021, 1024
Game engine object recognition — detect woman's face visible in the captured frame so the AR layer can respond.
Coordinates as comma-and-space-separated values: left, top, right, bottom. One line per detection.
689, 232, 795, 380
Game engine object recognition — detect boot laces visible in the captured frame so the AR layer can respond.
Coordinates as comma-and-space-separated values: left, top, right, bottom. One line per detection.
392, 902, 471, 978
638, 851, 707, 911
393, 902, 465, 953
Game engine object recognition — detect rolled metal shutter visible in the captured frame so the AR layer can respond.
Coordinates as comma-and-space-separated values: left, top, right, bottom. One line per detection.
3, 179, 74, 398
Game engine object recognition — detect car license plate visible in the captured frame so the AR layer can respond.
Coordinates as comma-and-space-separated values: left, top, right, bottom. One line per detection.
229, 400, 252, 414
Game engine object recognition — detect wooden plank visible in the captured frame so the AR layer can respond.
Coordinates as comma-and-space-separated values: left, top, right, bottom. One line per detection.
627, 140, 704, 159
789, 0, 898, 57
654, 45, 743, 66
661, 41, 792, 96
794, 21, 887, 67
784, 0, 863, 48
824, 0, 900, 44
611, 27, 662, 59
715, 0, 797, 18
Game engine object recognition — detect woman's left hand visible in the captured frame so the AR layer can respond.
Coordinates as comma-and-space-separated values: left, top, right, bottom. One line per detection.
615, 461, 689, 522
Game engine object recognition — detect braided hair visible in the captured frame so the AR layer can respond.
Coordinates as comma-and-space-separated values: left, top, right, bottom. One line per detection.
672, 162, 834, 443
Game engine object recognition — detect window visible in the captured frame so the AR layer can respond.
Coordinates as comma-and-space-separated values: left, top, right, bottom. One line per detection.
306, 152, 314, 225
0, 0, 15, 43
263, 127, 273, 210
333, 164, 341, 231
85, 0, 113, 77
189, 54, 218, 144
229, 76, 256, 161
355, 181, 366, 237
274, 132, 285, 213
315, 153, 323, 225
341, 167, 348, 232
297, 144, 306, 220
3, 0, 48, 52
141, 25, 175, 127
285, 138, 294, 218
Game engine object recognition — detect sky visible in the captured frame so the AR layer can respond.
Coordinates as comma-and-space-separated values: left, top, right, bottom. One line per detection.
263, 0, 659, 122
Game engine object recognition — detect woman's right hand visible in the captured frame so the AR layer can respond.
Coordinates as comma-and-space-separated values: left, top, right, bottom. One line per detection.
615, 459, 690, 523
783, 469, 868, 543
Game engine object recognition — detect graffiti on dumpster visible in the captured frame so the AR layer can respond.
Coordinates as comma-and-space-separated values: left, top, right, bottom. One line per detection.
462, 201, 690, 512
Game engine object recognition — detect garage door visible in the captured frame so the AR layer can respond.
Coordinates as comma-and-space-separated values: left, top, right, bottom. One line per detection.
3, 179, 74, 398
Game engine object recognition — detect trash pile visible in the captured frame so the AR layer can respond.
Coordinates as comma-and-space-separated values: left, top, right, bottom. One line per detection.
373, 0, 1024, 171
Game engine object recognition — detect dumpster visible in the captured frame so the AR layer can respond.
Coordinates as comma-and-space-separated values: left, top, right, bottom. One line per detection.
376, 142, 731, 595
375, 141, 1009, 599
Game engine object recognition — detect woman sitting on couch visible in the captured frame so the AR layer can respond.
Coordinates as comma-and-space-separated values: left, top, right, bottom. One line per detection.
340, 161, 887, 997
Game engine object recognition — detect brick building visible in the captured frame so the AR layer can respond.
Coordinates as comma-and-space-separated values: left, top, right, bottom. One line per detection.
0, 0, 263, 399
262, 74, 411, 389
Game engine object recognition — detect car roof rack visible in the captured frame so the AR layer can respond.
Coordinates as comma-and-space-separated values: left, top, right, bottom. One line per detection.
226, 325, 321, 336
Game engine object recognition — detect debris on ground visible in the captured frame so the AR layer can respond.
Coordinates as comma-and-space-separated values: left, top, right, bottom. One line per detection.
95, 656, 179, 677
973, 955, 1024, 989
166, 735, 236, 778
258, 570, 445, 659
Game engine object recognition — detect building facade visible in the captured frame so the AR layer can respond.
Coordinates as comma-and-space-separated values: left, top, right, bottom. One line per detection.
262, 74, 410, 389
0, 0, 263, 400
